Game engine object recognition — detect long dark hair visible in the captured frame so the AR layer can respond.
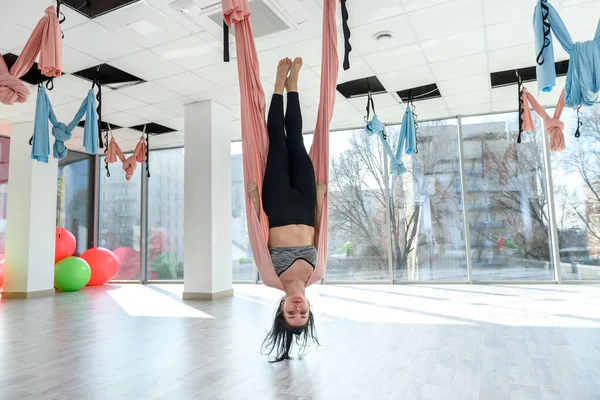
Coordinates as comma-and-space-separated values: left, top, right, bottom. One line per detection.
261, 297, 319, 362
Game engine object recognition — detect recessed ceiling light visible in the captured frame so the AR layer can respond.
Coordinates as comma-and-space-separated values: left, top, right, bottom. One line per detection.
374, 31, 394, 41
126, 19, 162, 36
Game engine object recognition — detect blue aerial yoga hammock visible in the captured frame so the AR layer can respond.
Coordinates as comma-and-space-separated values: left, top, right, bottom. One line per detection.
32, 87, 99, 162
363, 93, 416, 175
534, 0, 600, 107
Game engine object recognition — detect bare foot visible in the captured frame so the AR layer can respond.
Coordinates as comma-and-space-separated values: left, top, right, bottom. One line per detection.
247, 181, 261, 218
286, 57, 302, 92
274, 58, 291, 95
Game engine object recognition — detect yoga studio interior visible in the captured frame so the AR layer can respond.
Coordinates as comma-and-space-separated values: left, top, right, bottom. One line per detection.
1, 0, 600, 399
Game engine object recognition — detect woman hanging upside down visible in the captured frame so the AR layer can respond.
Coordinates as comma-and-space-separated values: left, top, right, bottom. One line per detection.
247, 57, 327, 362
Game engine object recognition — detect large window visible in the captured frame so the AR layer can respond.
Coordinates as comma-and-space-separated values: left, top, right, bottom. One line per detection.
390, 120, 467, 281
462, 113, 554, 281
98, 156, 142, 280
551, 103, 600, 280
147, 148, 184, 280
58, 151, 95, 254
231, 142, 255, 281
0, 136, 9, 259
326, 129, 390, 281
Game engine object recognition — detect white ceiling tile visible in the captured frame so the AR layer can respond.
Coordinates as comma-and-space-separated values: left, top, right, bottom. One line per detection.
104, 112, 149, 128
0, 107, 22, 119
331, 111, 366, 128
53, 75, 95, 99
64, 22, 143, 61
350, 15, 417, 56
421, 28, 486, 63
151, 34, 222, 70
110, 50, 184, 81
445, 90, 491, 109
438, 74, 491, 97
411, 97, 448, 113
128, 105, 178, 121
492, 86, 518, 103
331, 99, 359, 115
47, 90, 78, 107
61, 46, 102, 74
483, 0, 533, 24
118, 82, 180, 104
492, 100, 518, 113
286, 37, 326, 68
257, 48, 291, 79
157, 116, 185, 131
0, 21, 33, 51
103, 91, 148, 111
486, 18, 533, 51
194, 60, 239, 88
11, 96, 38, 114
448, 103, 492, 116
409, 0, 483, 41
559, 2, 600, 34
338, 58, 376, 84
298, 87, 322, 108
154, 72, 218, 97
401, 0, 453, 12
155, 97, 195, 116
190, 87, 240, 107
364, 45, 428, 75
377, 65, 435, 92
488, 43, 536, 72
7, 113, 35, 124
347, 0, 404, 27
145, 0, 204, 34
430, 53, 488, 81
94, 2, 191, 48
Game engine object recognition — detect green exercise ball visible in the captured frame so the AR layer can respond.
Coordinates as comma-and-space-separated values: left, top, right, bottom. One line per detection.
55, 257, 91, 292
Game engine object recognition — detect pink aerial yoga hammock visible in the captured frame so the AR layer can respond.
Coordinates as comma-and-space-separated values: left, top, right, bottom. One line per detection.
0, 6, 62, 105
520, 87, 566, 152
106, 129, 148, 181
222, 0, 338, 290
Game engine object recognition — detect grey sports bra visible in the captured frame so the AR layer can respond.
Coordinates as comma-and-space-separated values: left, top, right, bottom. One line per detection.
269, 246, 317, 276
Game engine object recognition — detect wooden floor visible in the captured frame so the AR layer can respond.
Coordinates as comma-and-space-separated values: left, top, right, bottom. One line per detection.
1, 284, 600, 400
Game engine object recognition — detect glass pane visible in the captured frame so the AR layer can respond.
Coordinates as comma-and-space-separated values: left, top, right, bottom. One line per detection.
0, 137, 9, 262
231, 142, 255, 281
147, 148, 184, 280
326, 129, 390, 281
58, 153, 94, 254
390, 119, 468, 281
462, 113, 554, 280
551, 103, 600, 280
98, 155, 142, 280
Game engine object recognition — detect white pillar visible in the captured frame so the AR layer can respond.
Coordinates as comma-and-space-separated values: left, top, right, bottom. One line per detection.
183, 100, 233, 300
3, 122, 58, 299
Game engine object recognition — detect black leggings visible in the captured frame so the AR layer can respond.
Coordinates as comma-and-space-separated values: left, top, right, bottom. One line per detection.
262, 92, 316, 228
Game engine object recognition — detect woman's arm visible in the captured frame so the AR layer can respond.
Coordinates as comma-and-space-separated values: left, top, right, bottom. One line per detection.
314, 182, 327, 245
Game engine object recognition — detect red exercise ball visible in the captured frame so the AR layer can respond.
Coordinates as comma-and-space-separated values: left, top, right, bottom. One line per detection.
55, 228, 76, 263
81, 248, 118, 286
112, 247, 140, 280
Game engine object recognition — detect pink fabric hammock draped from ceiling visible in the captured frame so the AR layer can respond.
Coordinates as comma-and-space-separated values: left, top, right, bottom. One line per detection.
520, 87, 566, 152
222, 0, 338, 290
0, 6, 63, 105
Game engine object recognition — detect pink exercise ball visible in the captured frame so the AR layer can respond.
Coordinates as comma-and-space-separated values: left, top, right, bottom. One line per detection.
112, 247, 140, 280
55, 228, 76, 263
0, 259, 4, 289
81, 248, 118, 286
